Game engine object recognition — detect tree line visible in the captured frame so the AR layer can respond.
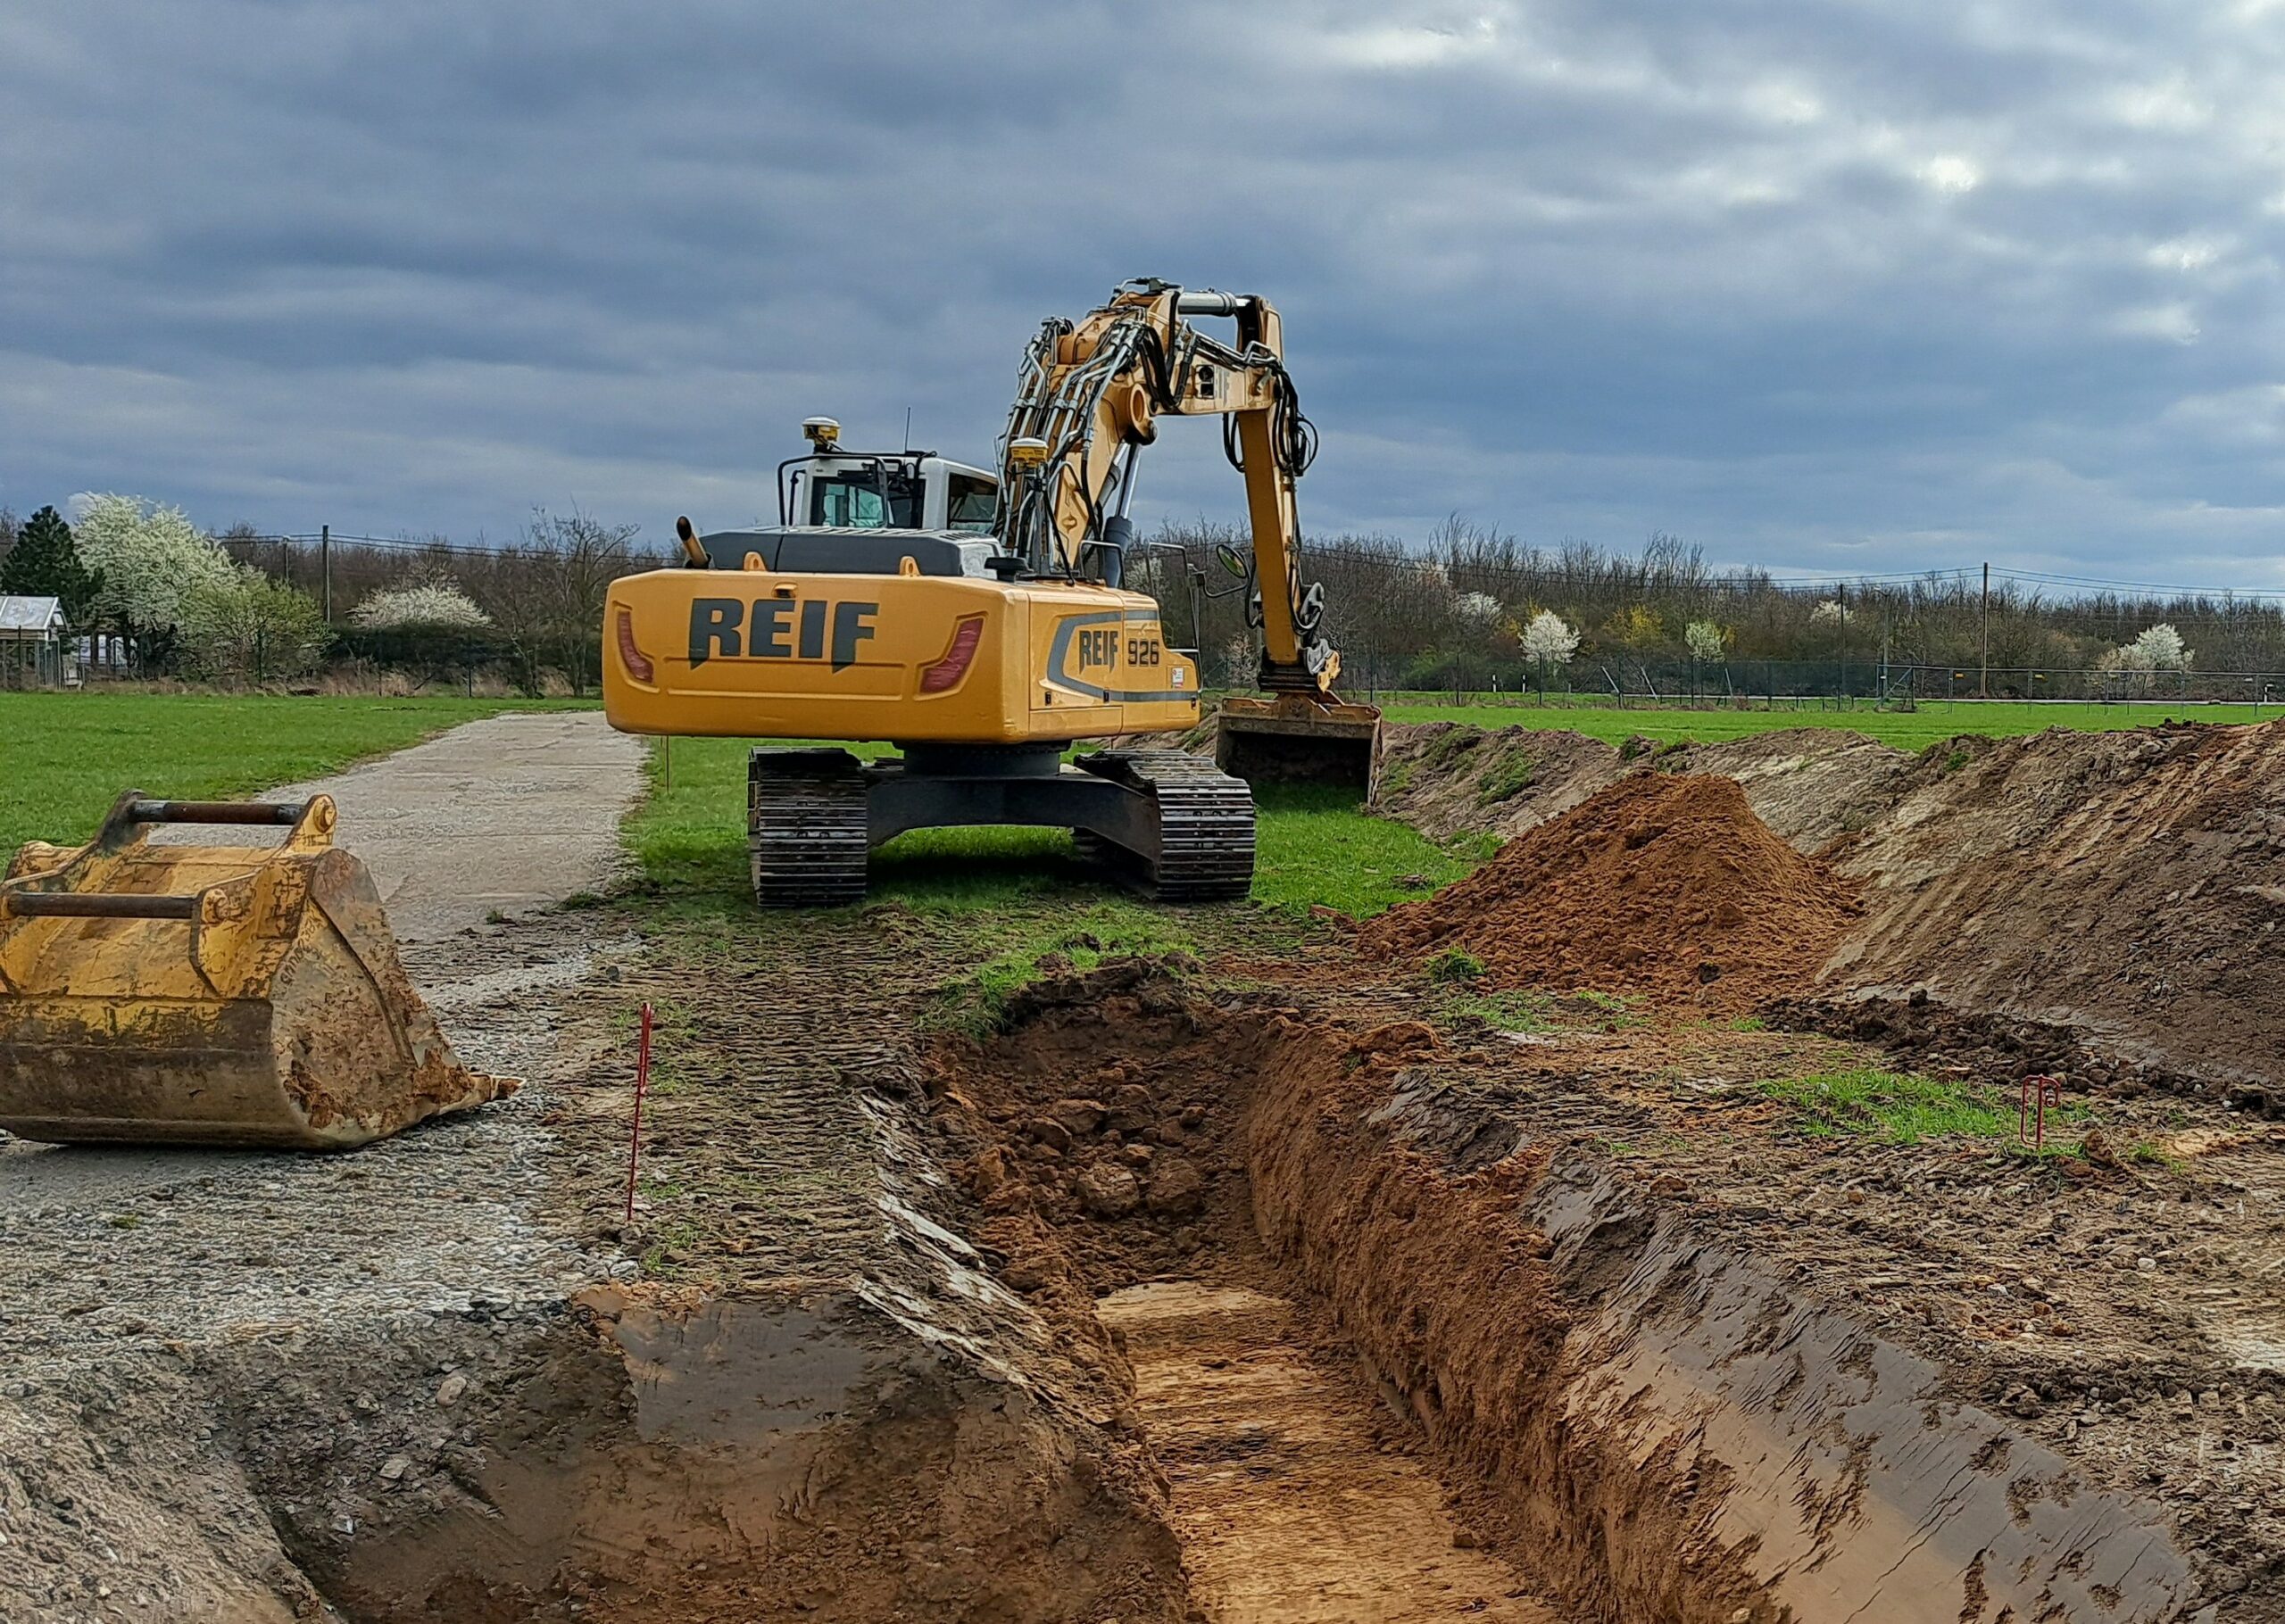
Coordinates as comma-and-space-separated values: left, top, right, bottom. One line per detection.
4, 497, 2274, 699
0, 500, 662, 692
1133, 519, 2263, 699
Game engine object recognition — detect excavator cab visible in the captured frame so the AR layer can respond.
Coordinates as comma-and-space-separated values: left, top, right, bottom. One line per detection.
778, 418, 999, 534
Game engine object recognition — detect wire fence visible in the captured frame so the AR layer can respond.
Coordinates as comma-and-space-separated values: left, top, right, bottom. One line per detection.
1321, 659, 2279, 708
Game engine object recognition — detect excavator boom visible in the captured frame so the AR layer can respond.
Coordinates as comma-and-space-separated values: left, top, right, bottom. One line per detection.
995, 278, 1379, 791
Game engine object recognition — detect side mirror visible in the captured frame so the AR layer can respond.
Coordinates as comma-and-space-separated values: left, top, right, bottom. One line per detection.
1216, 543, 1247, 578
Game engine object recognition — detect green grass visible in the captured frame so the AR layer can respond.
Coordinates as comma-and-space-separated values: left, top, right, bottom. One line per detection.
1758, 1066, 2084, 1148
1425, 948, 1487, 982
0, 692, 588, 853
1375, 699, 2274, 751
924, 902, 1199, 1037
623, 736, 1491, 919
1475, 750, 1536, 804
1441, 986, 1558, 1033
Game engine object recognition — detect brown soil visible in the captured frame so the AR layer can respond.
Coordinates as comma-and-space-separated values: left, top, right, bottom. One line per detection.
1361, 772, 1860, 1011
923, 961, 2281, 1621
1372, 721, 1915, 852
1373, 716, 2285, 1101
1101, 1280, 1565, 1622
1822, 720, 2285, 1096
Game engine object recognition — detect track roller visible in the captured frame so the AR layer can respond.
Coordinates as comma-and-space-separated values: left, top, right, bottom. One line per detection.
1075, 750, 1255, 901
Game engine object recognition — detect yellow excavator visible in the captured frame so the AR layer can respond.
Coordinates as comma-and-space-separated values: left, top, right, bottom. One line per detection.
602, 278, 1381, 905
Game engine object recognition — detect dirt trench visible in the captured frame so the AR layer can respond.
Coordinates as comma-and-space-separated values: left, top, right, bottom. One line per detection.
923, 965, 2248, 1624
9, 711, 2278, 1623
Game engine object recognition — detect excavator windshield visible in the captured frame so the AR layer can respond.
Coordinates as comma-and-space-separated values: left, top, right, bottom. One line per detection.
809, 466, 922, 528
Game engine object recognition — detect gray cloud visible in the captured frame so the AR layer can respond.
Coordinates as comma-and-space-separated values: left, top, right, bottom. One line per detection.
4, 0, 2285, 582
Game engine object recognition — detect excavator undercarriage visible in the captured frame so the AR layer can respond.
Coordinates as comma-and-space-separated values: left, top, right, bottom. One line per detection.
746, 745, 1253, 907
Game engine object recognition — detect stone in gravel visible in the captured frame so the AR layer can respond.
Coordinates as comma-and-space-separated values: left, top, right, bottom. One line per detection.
1076, 1164, 1142, 1219
1145, 1156, 1206, 1217
1025, 1118, 1074, 1152
378, 1456, 411, 1481
1046, 1098, 1106, 1137
1106, 1084, 1155, 1133
435, 1374, 469, 1406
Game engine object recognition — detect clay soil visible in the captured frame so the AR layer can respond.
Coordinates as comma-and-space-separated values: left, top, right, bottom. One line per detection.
922, 956, 2282, 1620
1360, 772, 1860, 1011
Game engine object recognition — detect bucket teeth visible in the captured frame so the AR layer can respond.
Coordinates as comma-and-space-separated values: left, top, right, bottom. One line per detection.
0, 791, 511, 1150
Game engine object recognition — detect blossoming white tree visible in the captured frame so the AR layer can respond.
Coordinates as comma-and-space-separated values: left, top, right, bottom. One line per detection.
71, 494, 234, 637
2129, 623, 2191, 670
353, 582, 493, 631
1519, 609, 1580, 667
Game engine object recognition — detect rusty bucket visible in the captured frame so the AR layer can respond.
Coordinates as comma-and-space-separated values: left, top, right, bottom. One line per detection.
0, 791, 512, 1149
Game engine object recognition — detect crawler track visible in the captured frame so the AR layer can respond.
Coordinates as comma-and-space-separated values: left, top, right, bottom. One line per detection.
748, 747, 870, 907
1078, 749, 1256, 901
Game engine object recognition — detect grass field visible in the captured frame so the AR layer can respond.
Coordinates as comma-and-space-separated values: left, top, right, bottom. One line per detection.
1375, 698, 2275, 750
621, 735, 1491, 919
0, 692, 586, 854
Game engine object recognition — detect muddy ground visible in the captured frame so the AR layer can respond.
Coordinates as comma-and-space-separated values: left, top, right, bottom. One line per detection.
2, 710, 2280, 1622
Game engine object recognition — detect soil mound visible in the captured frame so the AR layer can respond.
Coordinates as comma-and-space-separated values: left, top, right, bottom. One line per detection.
1369, 721, 1916, 855
1827, 718, 2285, 1094
1363, 772, 1858, 1008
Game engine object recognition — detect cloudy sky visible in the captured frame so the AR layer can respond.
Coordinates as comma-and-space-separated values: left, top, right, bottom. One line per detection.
6, 1, 2285, 584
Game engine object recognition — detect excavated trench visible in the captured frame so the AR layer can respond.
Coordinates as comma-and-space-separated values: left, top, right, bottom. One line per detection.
45, 950, 2228, 1624
907, 966, 2217, 1624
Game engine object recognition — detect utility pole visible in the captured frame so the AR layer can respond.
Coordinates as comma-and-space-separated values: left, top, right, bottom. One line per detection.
1978, 561, 1990, 700
320, 525, 332, 623
1838, 580, 1849, 708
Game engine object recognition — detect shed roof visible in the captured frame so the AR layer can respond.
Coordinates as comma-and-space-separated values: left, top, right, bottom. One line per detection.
0, 595, 65, 633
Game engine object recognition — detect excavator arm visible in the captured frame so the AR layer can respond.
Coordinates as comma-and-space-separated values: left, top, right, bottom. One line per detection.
994, 278, 1379, 787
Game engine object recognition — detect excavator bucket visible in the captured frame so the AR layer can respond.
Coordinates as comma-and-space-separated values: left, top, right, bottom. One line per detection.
1214, 693, 1383, 798
0, 791, 512, 1150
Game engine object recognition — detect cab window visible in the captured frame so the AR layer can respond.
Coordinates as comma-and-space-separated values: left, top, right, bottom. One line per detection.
810, 469, 920, 527
945, 474, 997, 532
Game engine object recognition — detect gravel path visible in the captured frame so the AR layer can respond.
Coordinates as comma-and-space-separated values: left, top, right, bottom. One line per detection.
0, 710, 644, 1214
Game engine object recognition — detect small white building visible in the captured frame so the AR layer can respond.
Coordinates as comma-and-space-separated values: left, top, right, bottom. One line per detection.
0, 595, 72, 688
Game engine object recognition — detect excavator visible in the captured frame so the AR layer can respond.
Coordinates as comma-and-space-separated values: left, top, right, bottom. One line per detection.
602, 278, 1382, 906
0, 281, 1371, 1148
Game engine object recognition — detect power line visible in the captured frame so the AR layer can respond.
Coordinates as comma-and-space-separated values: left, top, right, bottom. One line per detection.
1991, 566, 2285, 601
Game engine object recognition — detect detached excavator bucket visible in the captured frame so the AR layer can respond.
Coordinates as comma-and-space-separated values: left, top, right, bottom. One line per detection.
0, 791, 512, 1150
1214, 693, 1383, 797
